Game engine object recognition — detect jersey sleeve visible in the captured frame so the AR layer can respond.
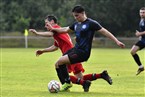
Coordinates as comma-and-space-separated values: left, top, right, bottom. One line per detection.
90, 20, 102, 31
69, 23, 76, 31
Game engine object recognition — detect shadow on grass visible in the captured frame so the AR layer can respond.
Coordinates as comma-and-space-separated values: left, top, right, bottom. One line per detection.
31, 90, 144, 97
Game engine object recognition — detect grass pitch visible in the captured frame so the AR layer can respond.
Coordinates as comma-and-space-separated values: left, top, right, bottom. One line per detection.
1, 48, 144, 97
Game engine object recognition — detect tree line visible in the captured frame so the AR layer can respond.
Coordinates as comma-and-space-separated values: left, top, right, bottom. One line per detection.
1, 0, 145, 37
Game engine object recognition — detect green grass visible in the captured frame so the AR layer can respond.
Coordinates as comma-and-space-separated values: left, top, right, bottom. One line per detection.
1, 48, 145, 97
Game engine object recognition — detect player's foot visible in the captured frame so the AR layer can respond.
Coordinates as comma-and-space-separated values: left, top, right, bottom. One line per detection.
136, 67, 144, 75
60, 83, 72, 92
66, 89, 70, 92
83, 80, 91, 92
101, 70, 112, 85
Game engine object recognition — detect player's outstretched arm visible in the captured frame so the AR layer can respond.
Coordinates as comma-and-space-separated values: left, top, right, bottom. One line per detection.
29, 29, 54, 37
36, 45, 58, 56
45, 23, 72, 33
98, 27, 125, 48
52, 27, 71, 33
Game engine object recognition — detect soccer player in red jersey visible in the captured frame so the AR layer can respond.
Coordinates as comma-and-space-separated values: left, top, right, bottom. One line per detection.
29, 15, 112, 92
46, 6, 125, 92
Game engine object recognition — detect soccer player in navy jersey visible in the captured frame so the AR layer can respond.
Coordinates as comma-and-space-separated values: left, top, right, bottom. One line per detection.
130, 7, 145, 75
46, 5, 125, 91
29, 15, 112, 92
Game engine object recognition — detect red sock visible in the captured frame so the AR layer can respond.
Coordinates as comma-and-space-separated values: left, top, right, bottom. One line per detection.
83, 73, 101, 81
70, 75, 84, 85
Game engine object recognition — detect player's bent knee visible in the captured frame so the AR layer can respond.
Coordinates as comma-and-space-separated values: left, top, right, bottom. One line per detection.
54, 60, 66, 68
58, 56, 70, 65
55, 62, 59, 68
130, 50, 136, 55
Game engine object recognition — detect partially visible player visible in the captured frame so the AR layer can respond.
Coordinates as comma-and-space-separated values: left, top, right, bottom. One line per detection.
29, 15, 112, 92
130, 7, 145, 75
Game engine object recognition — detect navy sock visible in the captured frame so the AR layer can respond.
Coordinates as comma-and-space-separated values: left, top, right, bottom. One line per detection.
56, 68, 65, 85
59, 64, 70, 84
132, 54, 142, 66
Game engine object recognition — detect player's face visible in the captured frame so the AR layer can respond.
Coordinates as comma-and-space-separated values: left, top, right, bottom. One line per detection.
44, 19, 52, 30
139, 9, 145, 19
72, 12, 85, 22
45, 19, 49, 28
44, 19, 53, 28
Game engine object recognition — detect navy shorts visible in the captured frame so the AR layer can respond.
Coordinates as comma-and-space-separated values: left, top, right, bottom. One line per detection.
63, 48, 90, 64
135, 40, 145, 50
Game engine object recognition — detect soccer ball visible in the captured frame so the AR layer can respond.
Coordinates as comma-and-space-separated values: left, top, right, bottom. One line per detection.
48, 80, 60, 93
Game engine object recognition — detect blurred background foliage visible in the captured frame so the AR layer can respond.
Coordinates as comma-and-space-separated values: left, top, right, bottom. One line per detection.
0, 0, 145, 37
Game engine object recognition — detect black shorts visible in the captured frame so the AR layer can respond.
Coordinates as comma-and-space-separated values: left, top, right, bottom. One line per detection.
63, 48, 90, 64
135, 40, 145, 50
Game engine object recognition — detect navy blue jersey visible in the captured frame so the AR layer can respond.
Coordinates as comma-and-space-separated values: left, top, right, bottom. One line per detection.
139, 19, 145, 41
69, 18, 102, 56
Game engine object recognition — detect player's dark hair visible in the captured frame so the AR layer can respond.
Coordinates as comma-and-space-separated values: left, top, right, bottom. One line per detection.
45, 15, 57, 23
72, 5, 85, 13
140, 7, 145, 10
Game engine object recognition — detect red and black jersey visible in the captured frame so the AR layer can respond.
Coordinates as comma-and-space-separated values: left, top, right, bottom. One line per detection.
52, 24, 73, 54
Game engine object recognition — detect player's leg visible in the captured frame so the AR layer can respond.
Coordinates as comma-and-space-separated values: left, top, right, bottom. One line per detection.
82, 70, 112, 85
83, 73, 101, 81
69, 63, 85, 85
56, 67, 65, 85
70, 70, 112, 86
130, 45, 141, 66
69, 71, 91, 92
74, 71, 83, 79
55, 55, 72, 91
57, 48, 89, 91
130, 44, 144, 75
72, 63, 112, 85
69, 64, 91, 92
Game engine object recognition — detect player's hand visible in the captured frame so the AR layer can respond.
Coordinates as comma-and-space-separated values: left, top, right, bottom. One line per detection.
29, 29, 38, 35
117, 41, 125, 48
45, 23, 53, 31
36, 50, 43, 56
135, 30, 141, 37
